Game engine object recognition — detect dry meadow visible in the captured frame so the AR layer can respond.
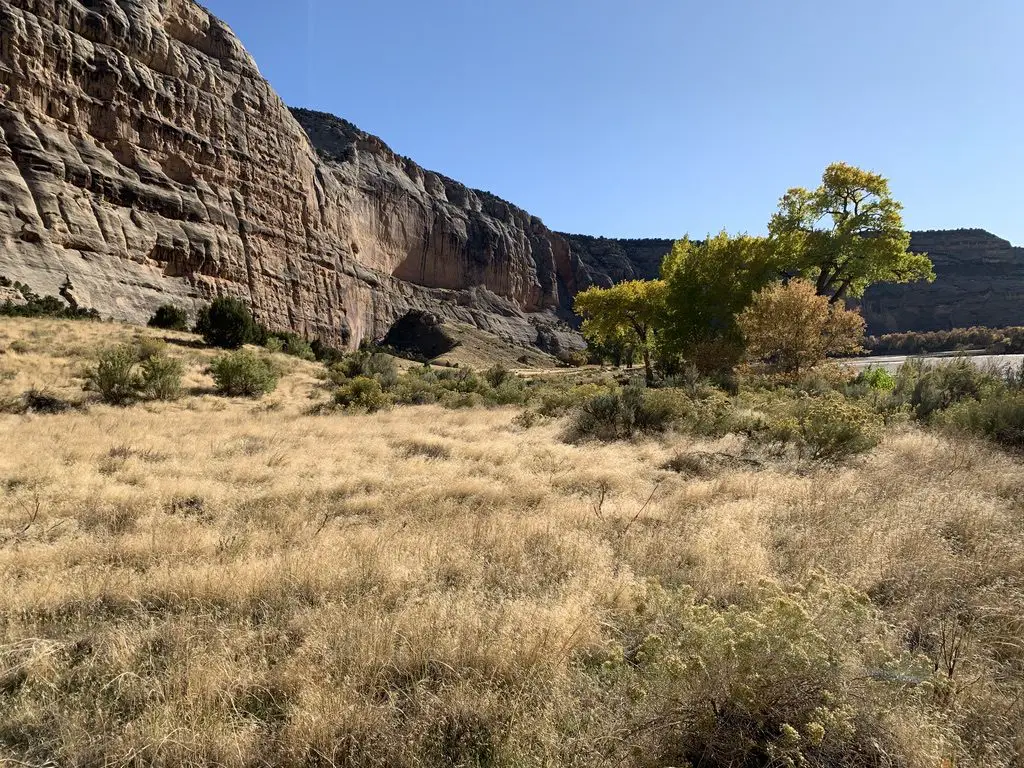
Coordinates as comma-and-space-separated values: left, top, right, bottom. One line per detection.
1, 318, 1023, 767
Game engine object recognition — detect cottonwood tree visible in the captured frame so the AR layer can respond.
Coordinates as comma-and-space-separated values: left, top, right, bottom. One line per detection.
769, 162, 934, 302
660, 232, 782, 373
574, 280, 666, 385
738, 279, 866, 375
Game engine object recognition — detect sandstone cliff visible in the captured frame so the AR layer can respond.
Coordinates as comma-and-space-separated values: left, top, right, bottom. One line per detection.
861, 229, 1024, 334
558, 234, 673, 287
0, 0, 582, 350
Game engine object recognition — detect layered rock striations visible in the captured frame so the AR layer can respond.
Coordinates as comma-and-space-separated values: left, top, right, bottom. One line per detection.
0, 0, 583, 349
861, 229, 1024, 334
0, 0, 1021, 348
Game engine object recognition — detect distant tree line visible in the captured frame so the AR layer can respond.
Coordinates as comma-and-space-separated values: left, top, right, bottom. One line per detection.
867, 326, 1024, 356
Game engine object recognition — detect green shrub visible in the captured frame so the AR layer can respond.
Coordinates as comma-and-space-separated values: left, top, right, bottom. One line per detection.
533, 382, 611, 417
438, 367, 485, 395
87, 345, 142, 405
210, 350, 278, 397
667, 389, 733, 436
310, 338, 347, 365
794, 395, 884, 460
147, 304, 190, 331
484, 377, 528, 406
891, 358, 997, 420
439, 391, 485, 409
392, 369, 441, 405
86, 343, 187, 404
940, 392, 1024, 449
139, 355, 184, 401
198, 297, 256, 349
858, 366, 896, 391
333, 376, 392, 412
366, 353, 399, 390
0, 277, 101, 320
484, 364, 513, 388
596, 579, 938, 768
265, 332, 316, 361
329, 351, 400, 390
134, 336, 168, 362
567, 385, 682, 441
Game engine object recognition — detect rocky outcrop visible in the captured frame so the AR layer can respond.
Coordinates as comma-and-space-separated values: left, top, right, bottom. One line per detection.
558, 234, 672, 287
383, 310, 460, 360
861, 229, 1024, 334
0, 0, 582, 350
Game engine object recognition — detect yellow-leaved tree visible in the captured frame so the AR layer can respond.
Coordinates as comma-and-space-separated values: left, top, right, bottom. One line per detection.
769, 162, 935, 302
574, 280, 666, 385
738, 279, 865, 375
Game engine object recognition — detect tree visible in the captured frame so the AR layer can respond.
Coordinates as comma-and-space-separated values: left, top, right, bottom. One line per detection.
148, 304, 190, 331
197, 296, 256, 349
769, 162, 934, 302
574, 280, 666, 384
738, 279, 865, 375
660, 232, 782, 373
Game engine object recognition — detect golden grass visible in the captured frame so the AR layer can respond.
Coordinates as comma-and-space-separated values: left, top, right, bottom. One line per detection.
1, 318, 1023, 766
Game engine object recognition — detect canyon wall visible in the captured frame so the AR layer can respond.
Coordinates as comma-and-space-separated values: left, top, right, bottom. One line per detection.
861, 229, 1024, 334
0, 0, 584, 350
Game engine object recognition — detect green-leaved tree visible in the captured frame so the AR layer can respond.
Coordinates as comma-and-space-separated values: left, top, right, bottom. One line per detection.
769, 162, 934, 302
660, 232, 782, 373
574, 280, 666, 385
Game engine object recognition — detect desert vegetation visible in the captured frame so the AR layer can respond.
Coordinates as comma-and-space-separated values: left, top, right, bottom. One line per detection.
2, 163, 1023, 767
1, 312, 1024, 768
867, 326, 1024, 356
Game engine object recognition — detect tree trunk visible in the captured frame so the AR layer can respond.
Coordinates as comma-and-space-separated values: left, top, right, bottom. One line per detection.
642, 347, 654, 386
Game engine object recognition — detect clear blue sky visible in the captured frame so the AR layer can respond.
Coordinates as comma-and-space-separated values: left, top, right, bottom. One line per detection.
204, 0, 1024, 243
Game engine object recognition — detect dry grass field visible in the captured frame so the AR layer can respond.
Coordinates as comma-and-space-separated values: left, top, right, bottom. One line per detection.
1, 318, 1023, 767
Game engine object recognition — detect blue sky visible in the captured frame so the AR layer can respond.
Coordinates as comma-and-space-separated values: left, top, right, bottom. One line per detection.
204, 0, 1024, 243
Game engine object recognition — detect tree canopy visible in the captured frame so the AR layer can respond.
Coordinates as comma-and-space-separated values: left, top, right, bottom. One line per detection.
769, 162, 934, 302
573, 162, 931, 379
660, 232, 782, 373
738, 279, 866, 375
574, 280, 666, 384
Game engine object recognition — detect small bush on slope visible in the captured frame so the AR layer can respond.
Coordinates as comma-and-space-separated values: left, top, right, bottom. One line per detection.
328, 351, 399, 390
333, 376, 392, 413
587, 578, 946, 768
566, 385, 695, 441
87, 345, 142, 405
86, 342, 184, 405
940, 391, 1024, 450
147, 304, 190, 331
139, 354, 184, 401
890, 358, 997, 420
209, 350, 278, 397
196, 296, 256, 349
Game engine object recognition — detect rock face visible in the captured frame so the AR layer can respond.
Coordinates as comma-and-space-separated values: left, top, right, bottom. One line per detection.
558, 234, 673, 287
861, 229, 1024, 334
0, 0, 1020, 348
382, 310, 460, 360
0, 0, 583, 350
